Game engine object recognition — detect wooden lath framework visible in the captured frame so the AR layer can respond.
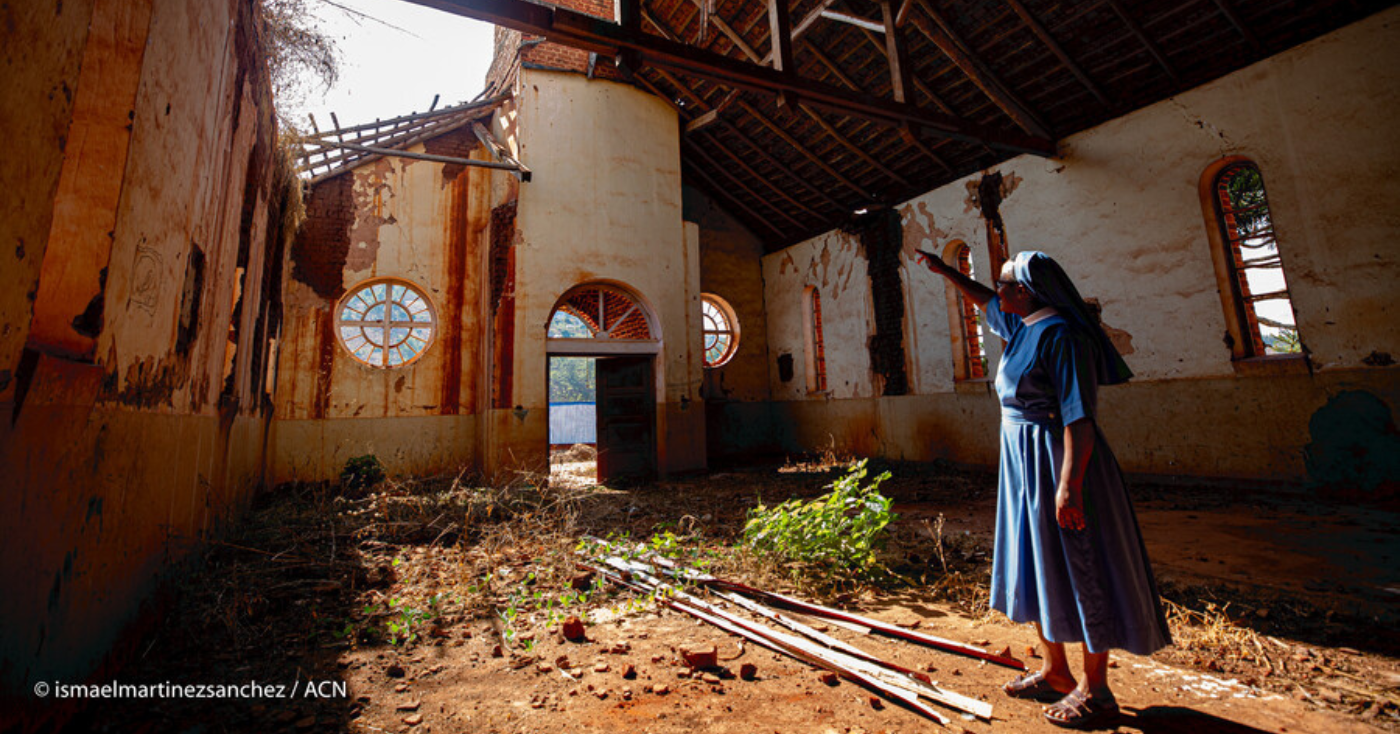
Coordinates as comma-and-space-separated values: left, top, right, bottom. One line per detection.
398, 0, 1390, 250
294, 95, 527, 183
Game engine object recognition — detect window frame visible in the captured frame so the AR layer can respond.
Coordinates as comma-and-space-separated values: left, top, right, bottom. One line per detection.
334, 277, 438, 369
802, 286, 828, 394
941, 240, 988, 382
1198, 156, 1307, 367
700, 293, 740, 368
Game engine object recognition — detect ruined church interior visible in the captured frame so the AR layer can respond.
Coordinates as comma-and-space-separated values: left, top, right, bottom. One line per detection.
2, 0, 1398, 731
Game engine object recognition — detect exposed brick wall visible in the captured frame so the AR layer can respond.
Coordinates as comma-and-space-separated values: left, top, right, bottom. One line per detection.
490, 201, 517, 410
290, 174, 353, 301
485, 0, 625, 90
857, 210, 909, 396
423, 125, 482, 186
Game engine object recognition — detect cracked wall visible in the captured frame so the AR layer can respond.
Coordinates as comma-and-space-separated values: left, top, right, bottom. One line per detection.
760, 10, 1400, 479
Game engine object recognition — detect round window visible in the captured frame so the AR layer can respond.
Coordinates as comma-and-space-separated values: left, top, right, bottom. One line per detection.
701, 294, 739, 367
336, 279, 436, 368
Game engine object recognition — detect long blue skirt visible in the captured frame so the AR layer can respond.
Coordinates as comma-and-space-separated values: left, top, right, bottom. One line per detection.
990, 421, 1172, 656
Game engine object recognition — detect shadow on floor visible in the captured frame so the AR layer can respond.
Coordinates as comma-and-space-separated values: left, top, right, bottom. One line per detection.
1118, 705, 1275, 733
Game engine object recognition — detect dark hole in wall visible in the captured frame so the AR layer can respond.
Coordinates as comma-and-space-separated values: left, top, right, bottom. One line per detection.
777, 353, 794, 383
977, 171, 1005, 238
290, 174, 353, 300
489, 200, 518, 313
852, 209, 908, 396
70, 267, 107, 339
175, 244, 206, 354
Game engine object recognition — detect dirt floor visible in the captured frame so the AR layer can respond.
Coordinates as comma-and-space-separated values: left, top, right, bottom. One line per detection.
61, 457, 1400, 733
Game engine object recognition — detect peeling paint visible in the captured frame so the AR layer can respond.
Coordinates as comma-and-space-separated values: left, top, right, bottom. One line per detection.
346, 160, 395, 272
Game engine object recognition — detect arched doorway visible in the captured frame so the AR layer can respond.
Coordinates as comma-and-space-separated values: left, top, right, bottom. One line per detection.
546, 283, 660, 484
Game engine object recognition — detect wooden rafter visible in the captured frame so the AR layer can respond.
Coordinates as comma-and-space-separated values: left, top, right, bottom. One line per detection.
689, 132, 825, 220
398, 0, 1055, 156
683, 139, 811, 229
1209, 0, 1263, 54
683, 161, 787, 239
647, 64, 837, 209
800, 105, 910, 187
909, 0, 1052, 139
880, 1, 912, 104
1002, 0, 1113, 108
718, 119, 846, 212
734, 98, 877, 203
1103, 0, 1182, 87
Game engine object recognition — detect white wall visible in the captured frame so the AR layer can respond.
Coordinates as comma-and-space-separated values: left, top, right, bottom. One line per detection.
760, 9, 1400, 478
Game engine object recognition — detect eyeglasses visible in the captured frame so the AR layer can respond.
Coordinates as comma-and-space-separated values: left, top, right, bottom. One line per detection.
994, 279, 1020, 290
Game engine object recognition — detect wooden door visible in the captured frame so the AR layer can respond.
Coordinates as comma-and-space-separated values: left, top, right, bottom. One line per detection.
595, 356, 655, 483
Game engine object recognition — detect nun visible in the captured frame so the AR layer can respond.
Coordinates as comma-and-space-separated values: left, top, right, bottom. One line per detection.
915, 249, 1171, 729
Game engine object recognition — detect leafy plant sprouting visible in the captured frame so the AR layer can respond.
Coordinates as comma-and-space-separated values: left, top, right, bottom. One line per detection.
385, 593, 442, 646
742, 459, 897, 576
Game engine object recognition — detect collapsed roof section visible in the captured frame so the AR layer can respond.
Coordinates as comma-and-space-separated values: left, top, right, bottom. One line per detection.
400, 0, 1389, 250
294, 95, 529, 184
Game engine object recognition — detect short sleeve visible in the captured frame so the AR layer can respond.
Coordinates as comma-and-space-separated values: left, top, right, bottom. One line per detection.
1044, 325, 1098, 425
981, 295, 1021, 341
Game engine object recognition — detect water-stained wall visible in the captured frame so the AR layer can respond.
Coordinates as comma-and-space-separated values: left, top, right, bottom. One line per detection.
761, 10, 1400, 479
272, 125, 500, 483
488, 69, 702, 480
0, 0, 288, 711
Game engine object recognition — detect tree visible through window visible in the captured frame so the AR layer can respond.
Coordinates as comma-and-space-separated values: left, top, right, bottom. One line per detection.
701, 294, 739, 367
336, 279, 435, 368
1213, 162, 1302, 356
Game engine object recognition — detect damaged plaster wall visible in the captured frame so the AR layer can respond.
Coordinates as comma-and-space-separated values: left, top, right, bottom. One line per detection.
761, 9, 1400, 479
488, 68, 702, 479
0, 0, 285, 704
272, 127, 499, 483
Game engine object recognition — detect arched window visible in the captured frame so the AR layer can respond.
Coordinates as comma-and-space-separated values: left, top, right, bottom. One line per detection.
1207, 159, 1303, 357
946, 242, 988, 380
336, 279, 436, 368
547, 283, 659, 354
803, 286, 827, 393
701, 294, 739, 367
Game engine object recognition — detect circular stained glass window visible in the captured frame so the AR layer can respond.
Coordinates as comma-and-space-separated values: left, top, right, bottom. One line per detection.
701, 294, 739, 367
336, 279, 436, 368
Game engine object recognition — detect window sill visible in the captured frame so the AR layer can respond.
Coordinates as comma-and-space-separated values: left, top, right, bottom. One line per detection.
1230, 354, 1310, 377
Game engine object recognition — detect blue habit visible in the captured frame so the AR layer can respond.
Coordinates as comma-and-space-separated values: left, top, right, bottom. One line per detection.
984, 296, 1171, 656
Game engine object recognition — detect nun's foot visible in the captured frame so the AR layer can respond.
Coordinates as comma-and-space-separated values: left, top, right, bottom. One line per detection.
1002, 670, 1076, 702
1043, 689, 1120, 729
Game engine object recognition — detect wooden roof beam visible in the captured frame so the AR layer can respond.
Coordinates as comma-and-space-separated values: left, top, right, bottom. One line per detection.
1103, 0, 1182, 87
909, 0, 1052, 140
768, 0, 796, 107
800, 105, 910, 186
397, 0, 1055, 157
1210, 0, 1263, 54
684, 136, 822, 223
820, 9, 885, 33
683, 161, 789, 240
685, 142, 807, 231
734, 98, 878, 203
1002, 0, 1113, 109
807, 34, 955, 175
853, 27, 959, 118
880, 1, 912, 105
684, 88, 740, 133
718, 119, 847, 212
648, 65, 841, 212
